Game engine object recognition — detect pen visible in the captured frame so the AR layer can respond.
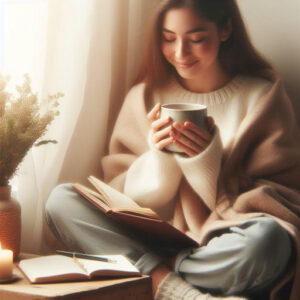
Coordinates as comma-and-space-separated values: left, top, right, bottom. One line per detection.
56, 250, 115, 263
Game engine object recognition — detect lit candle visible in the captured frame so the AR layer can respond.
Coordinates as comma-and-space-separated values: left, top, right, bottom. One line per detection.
0, 243, 13, 280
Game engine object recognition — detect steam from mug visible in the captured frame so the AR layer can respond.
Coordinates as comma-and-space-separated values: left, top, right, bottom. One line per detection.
160, 103, 207, 153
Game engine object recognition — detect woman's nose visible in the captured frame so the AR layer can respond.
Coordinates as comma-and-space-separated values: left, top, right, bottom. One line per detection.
175, 40, 190, 59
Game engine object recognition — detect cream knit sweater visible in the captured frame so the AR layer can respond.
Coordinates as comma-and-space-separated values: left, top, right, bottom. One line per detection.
123, 75, 271, 221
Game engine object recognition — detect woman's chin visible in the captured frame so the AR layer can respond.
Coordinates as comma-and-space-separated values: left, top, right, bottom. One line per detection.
176, 69, 198, 80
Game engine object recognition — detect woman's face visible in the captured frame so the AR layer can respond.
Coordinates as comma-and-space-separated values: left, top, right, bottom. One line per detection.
161, 7, 229, 85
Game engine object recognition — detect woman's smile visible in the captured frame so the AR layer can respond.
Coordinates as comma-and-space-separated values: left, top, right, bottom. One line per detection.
175, 60, 198, 69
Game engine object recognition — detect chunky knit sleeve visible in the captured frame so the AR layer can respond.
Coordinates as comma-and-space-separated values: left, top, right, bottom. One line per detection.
101, 83, 182, 213
174, 127, 223, 210
124, 146, 182, 212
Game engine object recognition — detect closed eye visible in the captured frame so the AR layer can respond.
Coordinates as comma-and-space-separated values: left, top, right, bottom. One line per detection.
190, 38, 205, 44
163, 37, 176, 43
162, 33, 176, 43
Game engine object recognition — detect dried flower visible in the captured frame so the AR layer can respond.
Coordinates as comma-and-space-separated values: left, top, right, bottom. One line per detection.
0, 74, 63, 186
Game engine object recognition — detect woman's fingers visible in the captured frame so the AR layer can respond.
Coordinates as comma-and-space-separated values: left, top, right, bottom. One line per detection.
151, 123, 173, 151
147, 103, 161, 121
173, 122, 212, 148
152, 116, 172, 132
173, 139, 198, 157
183, 121, 212, 142
170, 128, 205, 154
170, 117, 215, 157
152, 125, 172, 144
148, 103, 175, 151
155, 136, 173, 151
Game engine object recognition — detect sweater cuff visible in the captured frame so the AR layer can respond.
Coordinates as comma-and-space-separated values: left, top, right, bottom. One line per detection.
124, 146, 182, 211
174, 127, 223, 210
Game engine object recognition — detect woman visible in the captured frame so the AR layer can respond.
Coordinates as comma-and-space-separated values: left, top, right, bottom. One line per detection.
46, 1, 300, 299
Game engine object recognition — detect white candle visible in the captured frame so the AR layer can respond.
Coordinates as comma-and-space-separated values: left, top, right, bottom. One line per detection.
0, 243, 13, 280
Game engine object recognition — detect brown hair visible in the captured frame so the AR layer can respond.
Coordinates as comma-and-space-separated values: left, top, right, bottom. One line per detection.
132, 0, 273, 91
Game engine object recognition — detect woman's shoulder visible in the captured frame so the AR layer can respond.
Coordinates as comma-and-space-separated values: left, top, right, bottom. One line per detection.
125, 82, 146, 99
237, 74, 273, 95
119, 81, 158, 119
236, 74, 279, 112
125, 81, 168, 110
120, 82, 147, 110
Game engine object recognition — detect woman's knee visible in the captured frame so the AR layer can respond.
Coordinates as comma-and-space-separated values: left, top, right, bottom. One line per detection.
222, 217, 291, 294
46, 183, 119, 232
242, 217, 291, 264
233, 217, 292, 291
177, 218, 292, 295
45, 183, 74, 224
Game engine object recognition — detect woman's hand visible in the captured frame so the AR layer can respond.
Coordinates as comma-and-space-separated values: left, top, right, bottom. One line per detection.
148, 103, 215, 156
170, 117, 215, 157
148, 103, 173, 150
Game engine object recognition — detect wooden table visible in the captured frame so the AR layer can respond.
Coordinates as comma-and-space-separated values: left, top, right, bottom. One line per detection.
0, 255, 153, 300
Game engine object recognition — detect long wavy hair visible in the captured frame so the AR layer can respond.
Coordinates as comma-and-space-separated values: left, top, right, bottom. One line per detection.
132, 0, 272, 91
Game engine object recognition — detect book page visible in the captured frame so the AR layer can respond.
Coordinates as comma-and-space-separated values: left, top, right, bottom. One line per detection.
113, 207, 160, 219
74, 181, 159, 219
89, 176, 140, 208
78, 255, 140, 277
18, 255, 87, 283
72, 183, 111, 212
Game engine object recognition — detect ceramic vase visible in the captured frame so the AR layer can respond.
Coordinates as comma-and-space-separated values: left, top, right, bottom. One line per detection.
0, 186, 21, 260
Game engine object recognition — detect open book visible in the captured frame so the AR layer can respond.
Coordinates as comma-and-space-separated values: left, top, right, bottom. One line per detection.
18, 254, 140, 284
72, 176, 199, 249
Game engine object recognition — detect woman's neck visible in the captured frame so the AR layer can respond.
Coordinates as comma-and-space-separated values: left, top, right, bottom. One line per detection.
178, 65, 233, 93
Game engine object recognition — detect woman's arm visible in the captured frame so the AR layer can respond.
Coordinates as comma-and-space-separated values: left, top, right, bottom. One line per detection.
102, 84, 182, 212
146, 101, 223, 210
174, 127, 224, 210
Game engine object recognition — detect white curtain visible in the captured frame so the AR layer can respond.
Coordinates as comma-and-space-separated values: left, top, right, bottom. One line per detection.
1, 0, 158, 254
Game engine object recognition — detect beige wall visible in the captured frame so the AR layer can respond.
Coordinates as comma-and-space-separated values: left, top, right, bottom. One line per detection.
237, 0, 300, 121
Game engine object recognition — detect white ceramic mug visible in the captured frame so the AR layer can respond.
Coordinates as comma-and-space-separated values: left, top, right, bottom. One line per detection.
160, 103, 207, 153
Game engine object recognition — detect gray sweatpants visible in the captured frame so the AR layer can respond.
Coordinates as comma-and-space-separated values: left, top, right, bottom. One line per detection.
46, 183, 292, 296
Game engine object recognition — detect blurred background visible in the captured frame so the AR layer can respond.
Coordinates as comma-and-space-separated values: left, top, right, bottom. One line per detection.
238, 0, 300, 121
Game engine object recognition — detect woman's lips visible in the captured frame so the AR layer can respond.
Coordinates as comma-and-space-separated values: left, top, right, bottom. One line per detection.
175, 61, 197, 69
